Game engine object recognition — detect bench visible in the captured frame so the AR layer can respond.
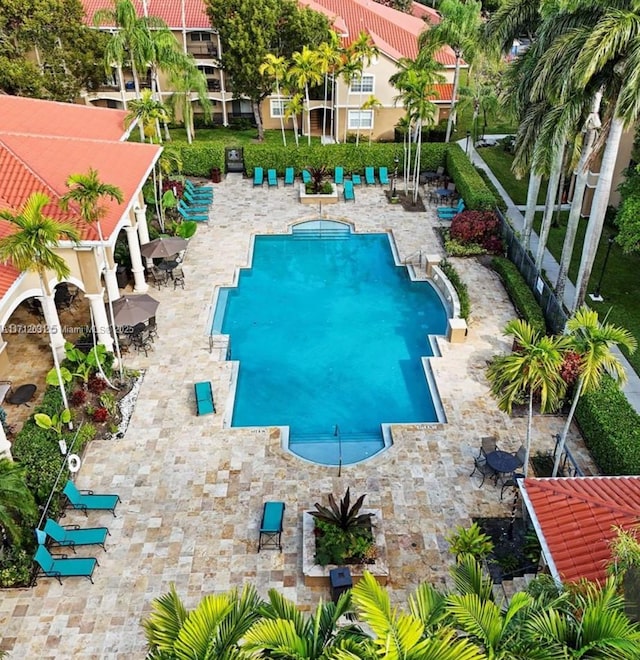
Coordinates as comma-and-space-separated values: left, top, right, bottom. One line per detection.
258, 501, 285, 552
194, 381, 215, 416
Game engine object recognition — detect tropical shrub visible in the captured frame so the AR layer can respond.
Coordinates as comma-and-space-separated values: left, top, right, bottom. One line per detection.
449, 209, 503, 255
446, 522, 494, 560
310, 488, 373, 531
88, 375, 108, 394
173, 143, 225, 177
446, 143, 498, 210
491, 257, 547, 335
438, 259, 470, 320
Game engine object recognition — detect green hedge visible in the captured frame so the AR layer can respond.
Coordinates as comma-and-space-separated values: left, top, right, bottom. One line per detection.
575, 375, 640, 474
447, 144, 498, 210
491, 257, 546, 335
439, 259, 470, 320
174, 143, 225, 177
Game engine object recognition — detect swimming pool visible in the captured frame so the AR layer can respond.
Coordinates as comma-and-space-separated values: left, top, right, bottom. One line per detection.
212, 223, 448, 465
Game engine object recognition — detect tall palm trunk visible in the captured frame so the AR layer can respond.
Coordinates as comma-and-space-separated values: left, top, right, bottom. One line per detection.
445, 53, 461, 143
331, 75, 337, 142
356, 77, 364, 146
117, 65, 128, 110
276, 79, 287, 147
572, 112, 624, 311
552, 377, 583, 477
535, 145, 564, 269
524, 388, 533, 477
413, 122, 422, 204
304, 86, 312, 147
322, 74, 328, 141
522, 172, 542, 251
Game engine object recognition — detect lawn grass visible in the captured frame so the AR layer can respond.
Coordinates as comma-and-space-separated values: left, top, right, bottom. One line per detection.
146, 127, 321, 147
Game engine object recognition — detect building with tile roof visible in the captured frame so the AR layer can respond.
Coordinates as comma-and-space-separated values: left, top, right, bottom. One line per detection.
0, 95, 161, 374
520, 476, 640, 584
80, 0, 462, 142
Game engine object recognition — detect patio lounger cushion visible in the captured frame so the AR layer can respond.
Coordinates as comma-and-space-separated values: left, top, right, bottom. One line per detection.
253, 167, 264, 186
178, 207, 209, 223
194, 381, 215, 416
34, 545, 98, 584
301, 170, 311, 184
182, 191, 212, 208
379, 167, 389, 185
63, 480, 120, 516
178, 200, 209, 216
365, 167, 376, 185
258, 501, 285, 551
351, 173, 361, 186
43, 518, 109, 551
267, 169, 278, 187
185, 180, 214, 196
343, 180, 355, 202
284, 167, 294, 185
334, 167, 344, 184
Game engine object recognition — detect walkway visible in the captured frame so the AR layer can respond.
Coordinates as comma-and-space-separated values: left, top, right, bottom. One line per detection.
463, 137, 640, 411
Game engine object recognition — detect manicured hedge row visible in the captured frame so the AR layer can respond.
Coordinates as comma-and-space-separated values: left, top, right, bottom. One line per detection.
446, 144, 498, 210
174, 142, 225, 176
491, 256, 546, 335
575, 375, 640, 475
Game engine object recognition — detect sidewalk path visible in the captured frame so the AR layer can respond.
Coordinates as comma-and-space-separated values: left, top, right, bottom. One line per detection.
461, 136, 640, 412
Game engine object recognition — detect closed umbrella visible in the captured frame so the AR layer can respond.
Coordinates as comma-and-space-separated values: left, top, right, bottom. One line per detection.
140, 237, 188, 259
111, 294, 160, 327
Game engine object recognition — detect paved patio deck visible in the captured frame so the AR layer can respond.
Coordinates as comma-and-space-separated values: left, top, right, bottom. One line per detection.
0, 175, 595, 658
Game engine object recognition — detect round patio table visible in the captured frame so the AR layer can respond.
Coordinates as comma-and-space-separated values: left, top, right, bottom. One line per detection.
486, 450, 521, 476
6, 383, 37, 406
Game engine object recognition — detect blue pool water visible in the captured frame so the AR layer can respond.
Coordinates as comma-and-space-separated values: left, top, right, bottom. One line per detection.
214, 228, 448, 465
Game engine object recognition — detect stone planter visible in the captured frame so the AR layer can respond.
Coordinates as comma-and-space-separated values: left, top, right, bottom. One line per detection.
302, 510, 389, 586
299, 183, 339, 205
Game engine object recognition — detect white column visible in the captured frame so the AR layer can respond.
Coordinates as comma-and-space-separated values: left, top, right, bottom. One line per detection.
0, 423, 11, 461
135, 205, 150, 245
105, 264, 120, 301
39, 293, 66, 360
125, 225, 149, 293
85, 293, 114, 352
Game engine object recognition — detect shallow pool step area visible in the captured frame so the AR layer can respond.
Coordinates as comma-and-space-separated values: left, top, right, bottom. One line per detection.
292, 228, 350, 240
289, 432, 386, 466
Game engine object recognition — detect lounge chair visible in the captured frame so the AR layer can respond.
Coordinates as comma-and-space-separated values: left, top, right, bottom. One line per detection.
301, 169, 311, 184
365, 166, 376, 185
378, 167, 389, 185
184, 181, 213, 199
253, 167, 264, 186
351, 173, 361, 186
284, 167, 294, 185
178, 207, 209, 223
334, 167, 344, 185
178, 200, 209, 217
43, 518, 109, 552
343, 180, 355, 202
62, 480, 120, 517
267, 168, 278, 187
194, 381, 215, 415
33, 544, 98, 585
437, 198, 464, 220
183, 190, 212, 208
258, 501, 285, 552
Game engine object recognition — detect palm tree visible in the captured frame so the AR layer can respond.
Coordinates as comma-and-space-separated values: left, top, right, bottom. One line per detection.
420, 0, 482, 143
157, 144, 183, 229
289, 46, 323, 146
0, 459, 37, 547
167, 62, 212, 145
315, 33, 342, 143
260, 53, 289, 147
340, 57, 361, 144
125, 89, 170, 144
552, 306, 636, 476
0, 192, 80, 414
143, 582, 264, 659
361, 95, 382, 145
486, 320, 569, 476
348, 32, 379, 146
284, 92, 304, 148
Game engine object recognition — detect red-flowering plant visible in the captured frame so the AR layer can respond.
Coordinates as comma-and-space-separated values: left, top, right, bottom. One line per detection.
88, 376, 108, 394
92, 407, 109, 423
561, 350, 583, 386
70, 389, 87, 406
450, 210, 502, 252
162, 179, 184, 200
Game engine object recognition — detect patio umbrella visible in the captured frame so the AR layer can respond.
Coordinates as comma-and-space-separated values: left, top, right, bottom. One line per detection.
111, 294, 160, 327
140, 237, 188, 259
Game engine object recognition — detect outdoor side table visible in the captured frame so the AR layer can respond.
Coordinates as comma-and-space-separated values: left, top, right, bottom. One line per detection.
6, 383, 37, 406
329, 567, 352, 602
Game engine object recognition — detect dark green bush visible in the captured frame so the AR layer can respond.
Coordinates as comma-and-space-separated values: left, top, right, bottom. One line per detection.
174, 143, 225, 177
576, 375, 640, 475
491, 257, 546, 335
475, 166, 508, 211
446, 144, 498, 210
0, 546, 34, 588
439, 259, 470, 320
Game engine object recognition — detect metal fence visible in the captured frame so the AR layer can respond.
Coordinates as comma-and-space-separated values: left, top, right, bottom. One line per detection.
496, 209, 569, 334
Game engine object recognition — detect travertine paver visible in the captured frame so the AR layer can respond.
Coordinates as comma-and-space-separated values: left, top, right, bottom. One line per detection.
0, 175, 594, 658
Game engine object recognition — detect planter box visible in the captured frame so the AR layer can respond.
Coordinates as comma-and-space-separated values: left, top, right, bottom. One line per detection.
302, 510, 389, 586
299, 183, 339, 205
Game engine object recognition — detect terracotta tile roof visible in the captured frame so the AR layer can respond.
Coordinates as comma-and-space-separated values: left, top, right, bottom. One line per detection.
429, 83, 455, 103
410, 1, 440, 25
0, 95, 128, 141
83, 0, 211, 29
522, 476, 640, 584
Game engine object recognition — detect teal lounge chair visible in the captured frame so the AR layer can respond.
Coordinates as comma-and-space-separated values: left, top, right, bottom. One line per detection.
178, 200, 209, 217
301, 169, 311, 184
365, 166, 376, 185
379, 167, 389, 185
34, 544, 98, 585
343, 180, 355, 202
258, 501, 285, 551
284, 167, 294, 185
183, 190, 212, 207
437, 198, 465, 219
267, 168, 278, 187
185, 180, 213, 199
253, 167, 264, 186
334, 167, 344, 184
43, 518, 109, 552
351, 173, 361, 186
178, 207, 209, 223
63, 480, 120, 517
194, 381, 215, 415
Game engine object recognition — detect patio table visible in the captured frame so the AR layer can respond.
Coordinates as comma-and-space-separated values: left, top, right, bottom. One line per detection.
486, 450, 521, 484
7, 383, 37, 406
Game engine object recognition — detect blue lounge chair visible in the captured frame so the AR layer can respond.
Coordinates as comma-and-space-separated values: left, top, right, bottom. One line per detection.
284, 167, 294, 185
178, 206, 209, 223
43, 518, 109, 552
365, 166, 376, 185
185, 180, 213, 198
178, 199, 209, 216
437, 198, 465, 219
183, 190, 212, 208
253, 167, 264, 186
301, 169, 311, 184
379, 167, 389, 185
267, 168, 278, 187
351, 173, 361, 186
63, 480, 120, 517
343, 180, 355, 202
34, 545, 98, 585
258, 501, 285, 552
334, 167, 344, 184
194, 381, 215, 415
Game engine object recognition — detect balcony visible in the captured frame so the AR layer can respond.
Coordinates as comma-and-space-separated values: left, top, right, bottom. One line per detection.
206, 79, 221, 92
187, 43, 218, 59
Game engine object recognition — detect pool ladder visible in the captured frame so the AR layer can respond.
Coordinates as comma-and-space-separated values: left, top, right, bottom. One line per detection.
209, 335, 231, 360
402, 249, 423, 267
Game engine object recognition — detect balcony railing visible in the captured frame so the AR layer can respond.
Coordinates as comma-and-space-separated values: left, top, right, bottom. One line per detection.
206, 79, 221, 92
187, 44, 218, 59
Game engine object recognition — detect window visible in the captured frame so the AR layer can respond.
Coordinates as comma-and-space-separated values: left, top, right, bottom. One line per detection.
190, 32, 212, 42
348, 110, 373, 130
349, 74, 374, 94
270, 99, 288, 118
